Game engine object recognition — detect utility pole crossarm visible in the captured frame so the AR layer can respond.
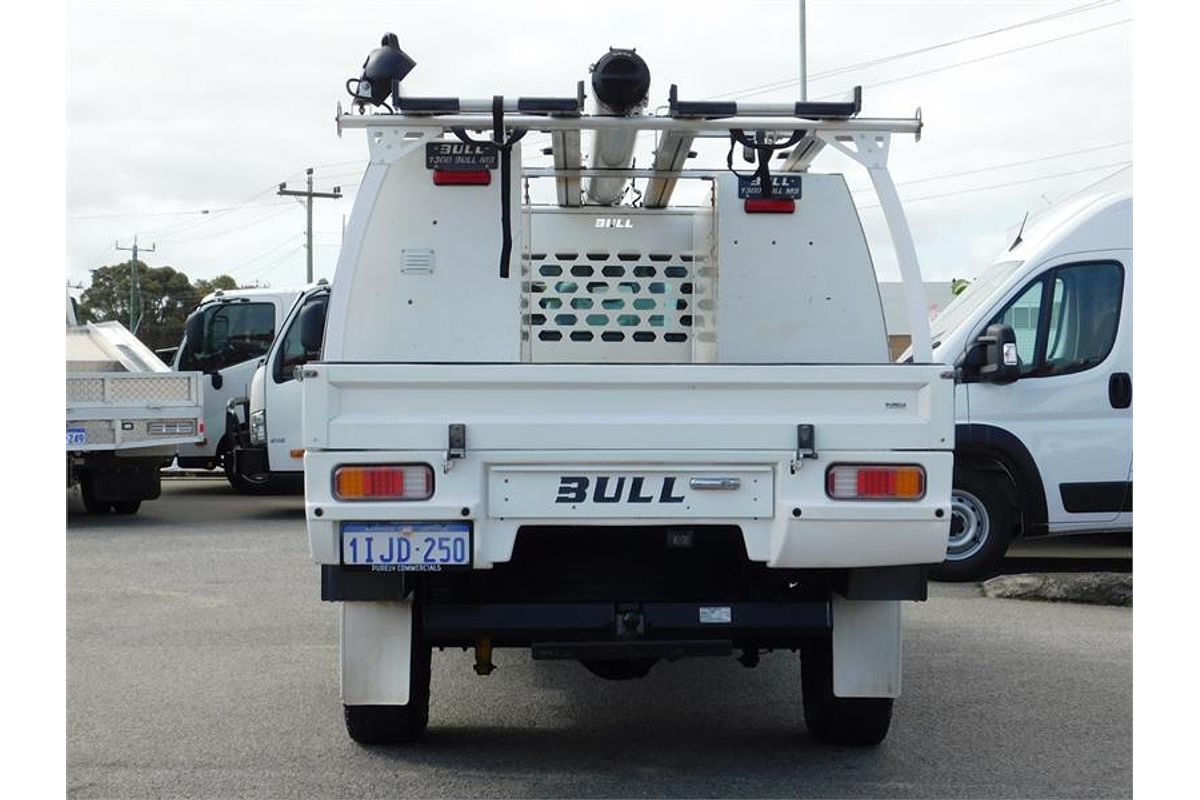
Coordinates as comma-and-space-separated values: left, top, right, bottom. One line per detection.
278, 167, 343, 283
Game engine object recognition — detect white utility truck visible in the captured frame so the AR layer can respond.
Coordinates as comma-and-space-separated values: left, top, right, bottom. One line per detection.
918, 192, 1132, 580
67, 301, 204, 514
172, 287, 302, 492
226, 280, 330, 490
303, 38, 974, 746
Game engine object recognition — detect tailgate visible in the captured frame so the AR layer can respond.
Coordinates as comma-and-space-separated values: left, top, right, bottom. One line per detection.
302, 363, 953, 453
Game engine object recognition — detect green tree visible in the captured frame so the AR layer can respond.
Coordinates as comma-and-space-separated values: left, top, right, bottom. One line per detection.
951, 278, 971, 296
77, 262, 240, 353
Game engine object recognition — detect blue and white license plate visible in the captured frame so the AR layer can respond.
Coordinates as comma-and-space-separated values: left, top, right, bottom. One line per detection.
340, 522, 471, 571
67, 427, 87, 447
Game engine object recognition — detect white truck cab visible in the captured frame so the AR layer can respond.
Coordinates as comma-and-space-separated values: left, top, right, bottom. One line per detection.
172, 287, 303, 490
302, 38, 965, 748
227, 281, 329, 490
920, 193, 1132, 580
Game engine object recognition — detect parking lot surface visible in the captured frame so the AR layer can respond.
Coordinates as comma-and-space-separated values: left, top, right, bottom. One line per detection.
67, 478, 1131, 798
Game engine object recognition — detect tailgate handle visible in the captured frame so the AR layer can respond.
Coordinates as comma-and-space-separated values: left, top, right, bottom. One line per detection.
689, 477, 741, 491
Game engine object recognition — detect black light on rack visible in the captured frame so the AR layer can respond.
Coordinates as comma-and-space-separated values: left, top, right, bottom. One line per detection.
346, 33, 416, 110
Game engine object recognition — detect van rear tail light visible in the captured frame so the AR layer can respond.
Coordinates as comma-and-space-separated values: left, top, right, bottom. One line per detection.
826, 464, 925, 500
333, 464, 434, 501
433, 170, 491, 186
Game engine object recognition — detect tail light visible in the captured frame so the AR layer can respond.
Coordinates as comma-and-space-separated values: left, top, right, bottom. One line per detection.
743, 198, 795, 213
433, 170, 491, 186
826, 464, 925, 500
333, 464, 434, 501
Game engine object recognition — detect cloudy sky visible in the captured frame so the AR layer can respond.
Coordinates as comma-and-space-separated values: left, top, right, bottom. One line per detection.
64, 0, 1131, 294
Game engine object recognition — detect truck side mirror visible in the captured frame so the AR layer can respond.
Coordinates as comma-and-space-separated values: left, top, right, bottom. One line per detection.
299, 301, 327, 353
957, 323, 1020, 385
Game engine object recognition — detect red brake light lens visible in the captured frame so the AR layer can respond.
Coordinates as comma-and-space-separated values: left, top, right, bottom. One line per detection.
826, 464, 925, 500
743, 198, 795, 213
433, 170, 491, 186
333, 464, 434, 501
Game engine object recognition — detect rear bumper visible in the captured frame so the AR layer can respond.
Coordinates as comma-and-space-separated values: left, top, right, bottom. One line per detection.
304, 448, 953, 569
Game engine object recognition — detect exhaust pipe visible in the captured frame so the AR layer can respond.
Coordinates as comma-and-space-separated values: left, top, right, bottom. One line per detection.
585, 48, 651, 206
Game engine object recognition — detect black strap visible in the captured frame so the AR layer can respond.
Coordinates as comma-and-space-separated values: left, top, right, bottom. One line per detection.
726, 129, 805, 198
451, 96, 526, 278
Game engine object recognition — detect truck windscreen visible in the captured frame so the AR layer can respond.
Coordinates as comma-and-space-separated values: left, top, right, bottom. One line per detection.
178, 302, 275, 372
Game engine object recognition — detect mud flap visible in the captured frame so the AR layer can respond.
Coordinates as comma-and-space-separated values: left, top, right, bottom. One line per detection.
831, 595, 901, 698
340, 599, 415, 705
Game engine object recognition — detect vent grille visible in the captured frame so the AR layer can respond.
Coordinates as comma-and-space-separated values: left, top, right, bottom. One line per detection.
523, 251, 710, 362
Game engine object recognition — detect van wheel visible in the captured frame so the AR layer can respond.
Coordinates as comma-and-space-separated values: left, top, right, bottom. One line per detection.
220, 446, 277, 495
800, 638, 893, 746
343, 612, 432, 744
111, 500, 141, 515
80, 476, 110, 514
930, 468, 1012, 582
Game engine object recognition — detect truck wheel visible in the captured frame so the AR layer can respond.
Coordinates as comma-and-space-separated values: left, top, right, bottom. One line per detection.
930, 468, 1012, 582
220, 446, 277, 496
343, 613, 432, 745
800, 638, 893, 746
581, 658, 657, 680
79, 477, 110, 514
111, 500, 141, 515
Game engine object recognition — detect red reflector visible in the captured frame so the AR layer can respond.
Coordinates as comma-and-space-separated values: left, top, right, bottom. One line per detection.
744, 198, 795, 213
433, 170, 491, 186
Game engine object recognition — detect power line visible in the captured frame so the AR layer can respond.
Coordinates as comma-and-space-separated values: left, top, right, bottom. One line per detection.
856, 159, 1131, 209
158, 205, 296, 245
225, 235, 304, 279
850, 140, 1131, 193
714, 0, 1122, 100
813, 18, 1130, 100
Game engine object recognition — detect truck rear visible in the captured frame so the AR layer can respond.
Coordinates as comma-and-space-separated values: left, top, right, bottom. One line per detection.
67, 320, 203, 514
304, 40, 954, 746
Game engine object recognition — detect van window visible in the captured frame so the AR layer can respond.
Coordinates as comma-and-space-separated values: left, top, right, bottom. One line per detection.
178, 302, 275, 372
273, 294, 328, 383
988, 261, 1123, 378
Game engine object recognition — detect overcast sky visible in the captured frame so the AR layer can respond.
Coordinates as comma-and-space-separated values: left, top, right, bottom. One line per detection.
65, 0, 1130, 293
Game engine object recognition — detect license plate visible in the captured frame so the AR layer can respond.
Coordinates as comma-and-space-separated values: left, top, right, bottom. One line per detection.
67, 428, 87, 446
340, 522, 471, 571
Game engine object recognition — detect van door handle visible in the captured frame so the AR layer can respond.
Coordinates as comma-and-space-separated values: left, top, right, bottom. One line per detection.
1108, 372, 1131, 409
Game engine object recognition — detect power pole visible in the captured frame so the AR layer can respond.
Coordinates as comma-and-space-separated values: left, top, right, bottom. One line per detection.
116, 235, 155, 334
278, 168, 342, 284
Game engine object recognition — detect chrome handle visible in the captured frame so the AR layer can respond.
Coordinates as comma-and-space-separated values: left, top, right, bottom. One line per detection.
689, 477, 741, 490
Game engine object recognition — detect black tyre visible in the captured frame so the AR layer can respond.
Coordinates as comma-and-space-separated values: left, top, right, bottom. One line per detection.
343, 607, 432, 745
801, 638, 893, 746
79, 477, 110, 514
930, 467, 1013, 582
221, 446, 278, 496
581, 658, 658, 681
111, 500, 142, 515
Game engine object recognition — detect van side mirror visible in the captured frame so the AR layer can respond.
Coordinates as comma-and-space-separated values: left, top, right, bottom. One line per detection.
957, 323, 1020, 385
298, 301, 327, 353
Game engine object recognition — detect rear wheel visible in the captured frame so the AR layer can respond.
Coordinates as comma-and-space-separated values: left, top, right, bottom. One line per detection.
111, 500, 141, 515
930, 467, 1013, 582
79, 476, 110, 514
801, 638, 893, 746
581, 658, 658, 681
343, 607, 432, 745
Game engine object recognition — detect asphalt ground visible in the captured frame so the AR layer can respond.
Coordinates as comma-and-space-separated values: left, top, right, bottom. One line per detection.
67, 478, 1132, 798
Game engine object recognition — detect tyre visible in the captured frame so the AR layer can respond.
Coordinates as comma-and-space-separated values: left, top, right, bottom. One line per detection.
79, 477, 110, 514
930, 467, 1013, 582
800, 638, 893, 746
221, 446, 278, 496
581, 658, 658, 680
111, 500, 142, 514
343, 606, 432, 745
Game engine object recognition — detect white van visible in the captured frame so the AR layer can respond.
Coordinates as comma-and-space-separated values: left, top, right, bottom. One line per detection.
172, 287, 303, 491
920, 192, 1132, 580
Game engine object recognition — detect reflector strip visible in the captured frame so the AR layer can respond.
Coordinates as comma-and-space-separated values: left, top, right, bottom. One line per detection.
826, 464, 925, 500
333, 464, 434, 501
433, 170, 491, 186
744, 198, 795, 213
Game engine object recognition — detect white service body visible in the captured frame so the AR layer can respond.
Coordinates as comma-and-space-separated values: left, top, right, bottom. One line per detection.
304, 56, 951, 747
